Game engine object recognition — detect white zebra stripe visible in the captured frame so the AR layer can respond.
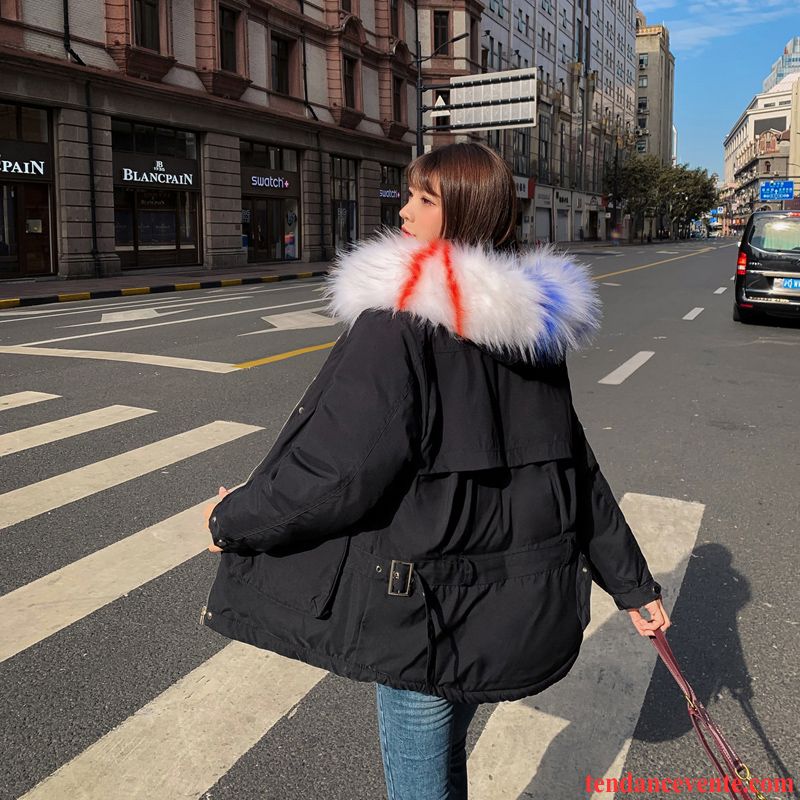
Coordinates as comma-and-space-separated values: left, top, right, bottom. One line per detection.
0, 421, 261, 530
0, 405, 156, 457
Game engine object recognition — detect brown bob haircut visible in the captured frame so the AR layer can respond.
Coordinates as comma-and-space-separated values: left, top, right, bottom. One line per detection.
406, 142, 518, 252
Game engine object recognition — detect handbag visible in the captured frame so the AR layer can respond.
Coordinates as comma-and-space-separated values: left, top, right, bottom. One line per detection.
649, 628, 774, 800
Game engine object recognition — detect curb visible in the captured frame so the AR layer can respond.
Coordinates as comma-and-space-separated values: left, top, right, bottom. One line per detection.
0, 270, 329, 310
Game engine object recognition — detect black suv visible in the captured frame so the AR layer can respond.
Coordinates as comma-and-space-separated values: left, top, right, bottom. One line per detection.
734, 210, 800, 323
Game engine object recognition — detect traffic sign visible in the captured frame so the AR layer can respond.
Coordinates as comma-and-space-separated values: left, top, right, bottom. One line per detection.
448, 68, 536, 132
759, 180, 794, 201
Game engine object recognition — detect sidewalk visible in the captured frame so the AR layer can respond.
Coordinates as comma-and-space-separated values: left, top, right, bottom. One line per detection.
0, 261, 332, 309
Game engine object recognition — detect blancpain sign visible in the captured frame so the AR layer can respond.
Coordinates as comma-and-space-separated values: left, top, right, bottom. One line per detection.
0, 156, 46, 176
121, 160, 194, 186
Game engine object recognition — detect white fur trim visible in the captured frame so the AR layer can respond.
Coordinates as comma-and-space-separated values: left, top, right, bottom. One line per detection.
323, 230, 601, 362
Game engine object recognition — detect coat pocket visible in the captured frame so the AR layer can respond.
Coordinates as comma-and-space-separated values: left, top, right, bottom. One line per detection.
228, 535, 351, 619
575, 551, 592, 630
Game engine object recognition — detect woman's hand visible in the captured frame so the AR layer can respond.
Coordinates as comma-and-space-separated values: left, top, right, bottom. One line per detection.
627, 598, 671, 637
204, 486, 229, 553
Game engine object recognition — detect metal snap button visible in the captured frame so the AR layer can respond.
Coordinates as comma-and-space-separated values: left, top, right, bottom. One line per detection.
375, 565, 382, 573
298, 406, 304, 414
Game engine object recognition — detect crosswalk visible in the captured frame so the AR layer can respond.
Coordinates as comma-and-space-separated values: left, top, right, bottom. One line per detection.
0, 388, 705, 800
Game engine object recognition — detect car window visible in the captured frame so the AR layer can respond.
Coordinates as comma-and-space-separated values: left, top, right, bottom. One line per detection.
747, 217, 800, 252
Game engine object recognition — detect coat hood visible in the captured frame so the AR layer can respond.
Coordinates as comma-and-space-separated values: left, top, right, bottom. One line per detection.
324, 230, 601, 364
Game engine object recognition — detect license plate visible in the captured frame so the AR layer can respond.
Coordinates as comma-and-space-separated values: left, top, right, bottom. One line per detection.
777, 278, 800, 291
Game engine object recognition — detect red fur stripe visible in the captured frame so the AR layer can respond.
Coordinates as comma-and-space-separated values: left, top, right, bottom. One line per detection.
441, 241, 465, 337
397, 240, 439, 311
397, 239, 466, 337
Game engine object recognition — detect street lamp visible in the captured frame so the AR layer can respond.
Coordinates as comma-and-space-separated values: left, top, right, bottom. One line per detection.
413, 6, 469, 156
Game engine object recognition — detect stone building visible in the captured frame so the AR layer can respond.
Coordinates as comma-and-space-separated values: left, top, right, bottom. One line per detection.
0, 0, 419, 278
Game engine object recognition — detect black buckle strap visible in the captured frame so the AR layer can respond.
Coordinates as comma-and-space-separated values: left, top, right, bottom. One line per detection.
387, 560, 414, 596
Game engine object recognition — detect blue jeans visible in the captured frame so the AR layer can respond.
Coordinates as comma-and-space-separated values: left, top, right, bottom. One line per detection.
376, 683, 480, 800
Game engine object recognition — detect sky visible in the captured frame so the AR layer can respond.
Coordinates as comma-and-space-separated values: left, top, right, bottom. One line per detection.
637, 0, 799, 180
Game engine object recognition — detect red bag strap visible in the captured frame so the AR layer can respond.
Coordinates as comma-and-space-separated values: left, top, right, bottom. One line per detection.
649, 629, 771, 800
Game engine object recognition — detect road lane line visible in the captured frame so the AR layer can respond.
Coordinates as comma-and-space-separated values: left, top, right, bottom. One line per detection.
16, 299, 323, 347
0, 498, 216, 662
0, 282, 324, 323
0, 405, 156, 457
468, 493, 705, 800
0, 346, 238, 373
682, 307, 704, 321
714, 287, 727, 294
0, 421, 261, 530
235, 341, 337, 369
19, 643, 326, 800
601, 282, 621, 287
0, 391, 60, 412
598, 351, 655, 385
592, 247, 713, 281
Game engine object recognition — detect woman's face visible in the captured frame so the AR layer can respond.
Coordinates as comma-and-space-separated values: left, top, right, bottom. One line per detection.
399, 178, 443, 244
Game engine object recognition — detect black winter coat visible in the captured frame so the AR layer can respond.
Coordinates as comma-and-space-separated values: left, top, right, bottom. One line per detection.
203, 233, 662, 703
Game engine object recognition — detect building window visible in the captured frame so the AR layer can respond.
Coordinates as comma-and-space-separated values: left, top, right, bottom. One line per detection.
513, 129, 530, 175
538, 113, 550, 181
470, 16, 480, 62
638, 53, 648, 69
271, 35, 290, 94
433, 11, 449, 55
133, 0, 160, 51
638, 75, 647, 87
636, 139, 647, 153
390, 0, 400, 37
342, 0, 351, 11
637, 96, 647, 111
392, 76, 404, 122
481, 46, 488, 72
343, 56, 357, 108
219, 5, 239, 73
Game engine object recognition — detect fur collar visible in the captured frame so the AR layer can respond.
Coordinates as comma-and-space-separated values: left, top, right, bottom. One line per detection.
323, 230, 601, 363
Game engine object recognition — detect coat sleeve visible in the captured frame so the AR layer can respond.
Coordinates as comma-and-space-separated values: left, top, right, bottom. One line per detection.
208, 310, 423, 554
571, 406, 663, 610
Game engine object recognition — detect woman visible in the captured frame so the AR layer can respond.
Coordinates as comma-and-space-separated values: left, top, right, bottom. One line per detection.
202, 143, 669, 799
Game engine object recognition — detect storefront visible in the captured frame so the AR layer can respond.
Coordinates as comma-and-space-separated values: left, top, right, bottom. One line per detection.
0, 102, 54, 278
379, 164, 402, 229
534, 185, 552, 243
554, 189, 571, 243
111, 119, 200, 269
240, 141, 300, 262
332, 155, 358, 251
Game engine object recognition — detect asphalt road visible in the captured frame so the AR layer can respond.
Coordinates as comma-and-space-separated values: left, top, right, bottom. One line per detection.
0, 239, 797, 800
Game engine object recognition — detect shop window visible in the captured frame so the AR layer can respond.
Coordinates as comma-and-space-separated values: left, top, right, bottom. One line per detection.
343, 56, 358, 109
271, 35, 291, 94
134, 123, 157, 153
240, 140, 298, 171
331, 155, 358, 250
133, 0, 160, 51
219, 5, 239, 73
433, 10, 449, 55
0, 103, 49, 143
112, 119, 196, 158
